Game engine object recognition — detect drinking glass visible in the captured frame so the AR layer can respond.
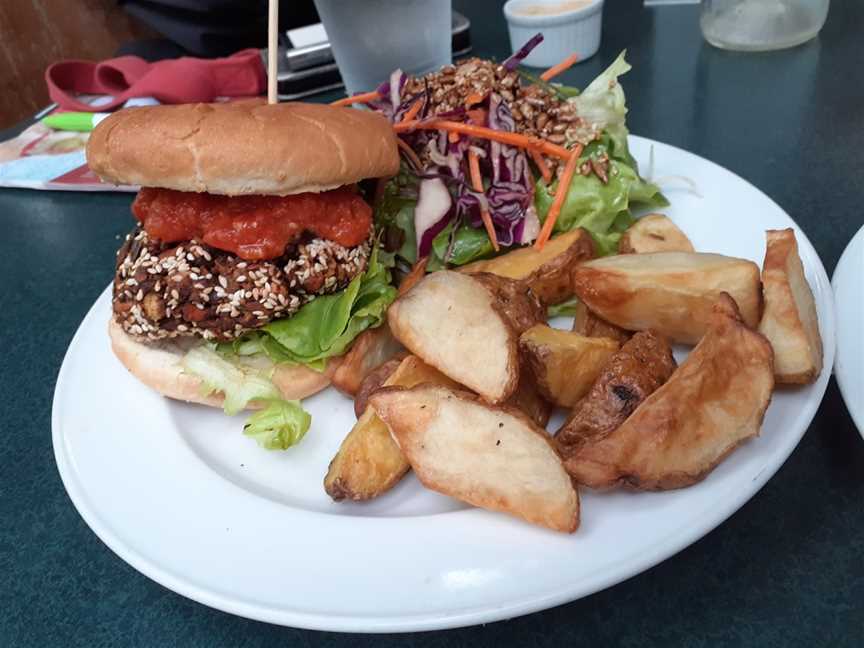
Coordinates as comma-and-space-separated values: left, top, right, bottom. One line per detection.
314, 0, 452, 95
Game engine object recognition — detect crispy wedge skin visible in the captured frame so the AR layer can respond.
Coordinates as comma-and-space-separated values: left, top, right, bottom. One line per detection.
469, 273, 546, 335
564, 294, 774, 490
618, 214, 694, 254
353, 357, 403, 418
520, 325, 620, 408
571, 300, 632, 343
506, 370, 553, 428
458, 228, 595, 305
571, 252, 762, 344
324, 356, 458, 501
387, 271, 522, 403
330, 324, 405, 396
370, 385, 580, 533
556, 330, 677, 452
758, 229, 823, 384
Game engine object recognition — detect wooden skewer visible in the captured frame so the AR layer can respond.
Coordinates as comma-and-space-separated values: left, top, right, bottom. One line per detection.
267, 0, 279, 104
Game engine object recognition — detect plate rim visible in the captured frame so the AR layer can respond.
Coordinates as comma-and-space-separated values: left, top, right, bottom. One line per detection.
831, 223, 864, 435
52, 134, 837, 632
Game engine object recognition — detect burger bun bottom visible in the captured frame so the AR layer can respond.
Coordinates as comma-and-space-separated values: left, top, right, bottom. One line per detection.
108, 319, 331, 408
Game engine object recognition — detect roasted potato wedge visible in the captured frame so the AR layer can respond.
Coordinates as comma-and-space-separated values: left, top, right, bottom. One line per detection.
758, 229, 823, 384
459, 228, 594, 305
353, 357, 402, 418
388, 271, 538, 403
571, 252, 761, 344
469, 272, 546, 334
556, 330, 677, 452
325, 355, 459, 501
571, 300, 632, 343
618, 214, 694, 254
563, 294, 774, 490
506, 370, 553, 428
519, 325, 620, 408
370, 384, 580, 533
330, 324, 405, 396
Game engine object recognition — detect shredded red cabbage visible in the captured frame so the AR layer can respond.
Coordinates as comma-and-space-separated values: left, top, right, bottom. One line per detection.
502, 33, 544, 71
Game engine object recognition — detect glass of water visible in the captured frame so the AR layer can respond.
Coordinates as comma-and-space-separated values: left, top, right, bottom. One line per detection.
701, 0, 830, 51
314, 0, 452, 96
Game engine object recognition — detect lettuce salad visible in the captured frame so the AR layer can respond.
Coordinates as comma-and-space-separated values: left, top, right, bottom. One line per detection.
376, 52, 666, 267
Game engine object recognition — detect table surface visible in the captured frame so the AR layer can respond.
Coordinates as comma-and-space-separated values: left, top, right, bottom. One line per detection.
3, 1, 863, 646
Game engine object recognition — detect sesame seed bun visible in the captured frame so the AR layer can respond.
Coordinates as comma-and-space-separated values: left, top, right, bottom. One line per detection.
109, 319, 332, 407
86, 101, 400, 196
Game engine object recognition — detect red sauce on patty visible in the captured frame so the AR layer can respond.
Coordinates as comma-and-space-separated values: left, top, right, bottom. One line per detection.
132, 186, 372, 260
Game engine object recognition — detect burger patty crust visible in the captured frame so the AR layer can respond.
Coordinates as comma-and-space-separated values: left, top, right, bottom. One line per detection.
113, 227, 371, 341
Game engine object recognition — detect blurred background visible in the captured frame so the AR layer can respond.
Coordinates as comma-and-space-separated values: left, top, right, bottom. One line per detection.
0, 0, 322, 127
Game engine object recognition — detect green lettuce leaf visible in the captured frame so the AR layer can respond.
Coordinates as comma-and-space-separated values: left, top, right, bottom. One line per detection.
534, 133, 666, 255
569, 51, 631, 152
242, 244, 397, 370
431, 222, 496, 267
181, 346, 311, 450
547, 296, 581, 318
243, 400, 311, 450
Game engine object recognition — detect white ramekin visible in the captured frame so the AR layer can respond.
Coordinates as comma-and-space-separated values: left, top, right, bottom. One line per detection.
503, 0, 604, 68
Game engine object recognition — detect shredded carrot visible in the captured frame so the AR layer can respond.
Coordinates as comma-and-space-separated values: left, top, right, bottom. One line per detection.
330, 90, 381, 107
467, 149, 500, 252
465, 92, 485, 107
393, 119, 571, 160
399, 257, 429, 295
529, 148, 552, 184
540, 53, 579, 82
448, 130, 460, 144
401, 98, 423, 123
534, 145, 583, 250
396, 137, 423, 170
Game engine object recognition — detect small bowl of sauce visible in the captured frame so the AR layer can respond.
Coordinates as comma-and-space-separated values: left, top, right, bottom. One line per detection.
503, 0, 604, 67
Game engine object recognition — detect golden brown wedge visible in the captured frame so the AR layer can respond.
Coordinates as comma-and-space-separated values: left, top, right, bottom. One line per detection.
324, 356, 459, 501
520, 325, 621, 408
353, 357, 403, 418
618, 214, 694, 254
571, 300, 632, 343
506, 370, 553, 428
563, 294, 774, 490
370, 384, 580, 533
387, 271, 541, 403
758, 228, 823, 384
571, 252, 762, 344
555, 330, 677, 453
330, 324, 405, 396
458, 228, 595, 305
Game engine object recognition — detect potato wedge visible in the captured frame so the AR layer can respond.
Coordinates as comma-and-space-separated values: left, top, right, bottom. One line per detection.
556, 330, 677, 452
571, 252, 761, 344
387, 271, 529, 403
459, 228, 594, 305
563, 294, 774, 490
520, 325, 620, 408
469, 272, 546, 334
571, 300, 632, 343
506, 370, 553, 428
330, 324, 405, 396
370, 384, 579, 532
353, 357, 402, 418
758, 228, 823, 384
325, 355, 459, 501
618, 214, 694, 254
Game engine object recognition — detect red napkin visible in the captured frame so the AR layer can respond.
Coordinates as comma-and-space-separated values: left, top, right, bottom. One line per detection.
45, 49, 266, 111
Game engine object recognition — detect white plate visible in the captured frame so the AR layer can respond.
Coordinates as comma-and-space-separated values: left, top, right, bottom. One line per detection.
53, 136, 836, 632
832, 224, 864, 434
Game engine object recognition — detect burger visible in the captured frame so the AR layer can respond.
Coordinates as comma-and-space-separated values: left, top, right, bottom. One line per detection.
86, 101, 400, 448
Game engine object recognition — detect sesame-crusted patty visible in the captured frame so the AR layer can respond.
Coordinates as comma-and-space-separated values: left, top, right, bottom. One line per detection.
113, 227, 370, 342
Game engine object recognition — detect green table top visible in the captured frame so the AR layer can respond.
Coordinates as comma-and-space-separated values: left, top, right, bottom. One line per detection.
3, 1, 863, 646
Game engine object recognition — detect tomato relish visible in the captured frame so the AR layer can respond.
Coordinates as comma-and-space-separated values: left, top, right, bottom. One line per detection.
132, 186, 372, 261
